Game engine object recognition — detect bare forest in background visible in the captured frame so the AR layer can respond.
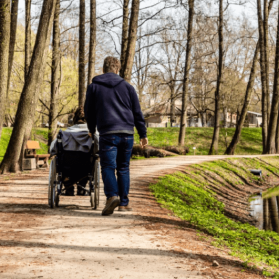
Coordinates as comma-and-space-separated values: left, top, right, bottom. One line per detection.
1, 0, 279, 172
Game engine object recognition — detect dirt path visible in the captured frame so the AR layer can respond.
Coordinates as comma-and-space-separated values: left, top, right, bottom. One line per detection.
0, 155, 269, 279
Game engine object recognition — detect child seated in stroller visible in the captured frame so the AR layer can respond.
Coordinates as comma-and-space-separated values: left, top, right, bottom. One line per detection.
49, 107, 98, 196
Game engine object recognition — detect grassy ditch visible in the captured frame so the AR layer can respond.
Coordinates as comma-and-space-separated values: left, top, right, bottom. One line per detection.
150, 157, 279, 277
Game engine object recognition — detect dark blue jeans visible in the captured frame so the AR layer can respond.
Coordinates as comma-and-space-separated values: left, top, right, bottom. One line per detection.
99, 134, 134, 206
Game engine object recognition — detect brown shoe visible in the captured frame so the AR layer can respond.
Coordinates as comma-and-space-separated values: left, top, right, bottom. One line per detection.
118, 205, 133, 211
102, 196, 120, 216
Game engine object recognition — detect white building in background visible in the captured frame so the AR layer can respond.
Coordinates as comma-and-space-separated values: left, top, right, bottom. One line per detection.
143, 100, 262, 128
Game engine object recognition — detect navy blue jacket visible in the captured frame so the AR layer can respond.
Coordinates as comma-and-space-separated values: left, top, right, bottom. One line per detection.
84, 73, 147, 139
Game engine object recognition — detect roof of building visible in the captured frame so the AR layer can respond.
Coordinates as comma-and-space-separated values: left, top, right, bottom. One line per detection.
247, 111, 262, 116
143, 101, 196, 118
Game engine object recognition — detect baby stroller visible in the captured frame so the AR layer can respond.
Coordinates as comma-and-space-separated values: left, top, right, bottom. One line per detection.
48, 130, 100, 209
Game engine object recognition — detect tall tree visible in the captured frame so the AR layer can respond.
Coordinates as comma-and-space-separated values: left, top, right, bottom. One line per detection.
178, 0, 195, 146
266, 2, 279, 154
48, 0, 61, 147
263, 0, 270, 120
6, 0, 19, 98
120, 0, 130, 78
0, 0, 57, 173
208, 0, 223, 154
257, 0, 268, 152
79, 0, 85, 106
225, 45, 259, 155
122, 0, 140, 83
0, 0, 11, 140
87, 0, 96, 86
25, 0, 32, 80
226, 0, 274, 155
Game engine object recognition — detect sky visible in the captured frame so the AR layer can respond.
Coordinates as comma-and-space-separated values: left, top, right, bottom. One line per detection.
17, 0, 256, 19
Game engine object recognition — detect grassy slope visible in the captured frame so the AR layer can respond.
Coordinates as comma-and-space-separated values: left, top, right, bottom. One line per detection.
150, 157, 279, 277
135, 127, 263, 155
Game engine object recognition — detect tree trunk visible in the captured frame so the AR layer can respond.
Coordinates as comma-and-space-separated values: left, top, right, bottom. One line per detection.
48, 0, 60, 147
226, 0, 274, 155
264, 0, 270, 121
202, 112, 206, 127
6, 0, 19, 98
0, 0, 11, 140
122, 0, 140, 83
170, 87, 175, 127
178, 0, 195, 146
225, 44, 260, 155
257, 0, 268, 152
266, 2, 279, 154
25, 0, 32, 80
0, 0, 57, 174
138, 87, 143, 104
223, 107, 227, 128
120, 0, 130, 78
269, 197, 279, 233
87, 0, 96, 86
79, 0, 86, 106
209, 0, 223, 155
276, 117, 279, 152
19, 0, 33, 170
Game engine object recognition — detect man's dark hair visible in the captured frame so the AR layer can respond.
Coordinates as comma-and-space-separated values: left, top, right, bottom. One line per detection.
73, 106, 86, 125
103, 56, 121, 73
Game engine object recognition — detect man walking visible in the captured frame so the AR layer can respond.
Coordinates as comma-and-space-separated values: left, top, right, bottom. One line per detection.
84, 56, 148, 216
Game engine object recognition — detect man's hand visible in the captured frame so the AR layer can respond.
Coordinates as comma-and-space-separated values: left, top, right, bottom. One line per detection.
88, 133, 92, 138
140, 138, 148, 148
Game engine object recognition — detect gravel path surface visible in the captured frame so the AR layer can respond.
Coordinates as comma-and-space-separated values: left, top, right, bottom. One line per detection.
0, 155, 268, 279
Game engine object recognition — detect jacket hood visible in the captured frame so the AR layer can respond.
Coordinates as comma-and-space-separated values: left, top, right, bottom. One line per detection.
92, 73, 124, 88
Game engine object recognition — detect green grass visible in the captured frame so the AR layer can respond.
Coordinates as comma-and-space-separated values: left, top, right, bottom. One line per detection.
150, 158, 279, 277
32, 128, 49, 154
1, 127, 264, 161
134, 127, 263, 155
0, 128, 49, 162
0, 128, 13, 161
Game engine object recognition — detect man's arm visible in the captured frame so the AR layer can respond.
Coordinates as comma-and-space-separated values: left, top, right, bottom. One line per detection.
129, 85, 147, 139
84, 84, 96, 134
